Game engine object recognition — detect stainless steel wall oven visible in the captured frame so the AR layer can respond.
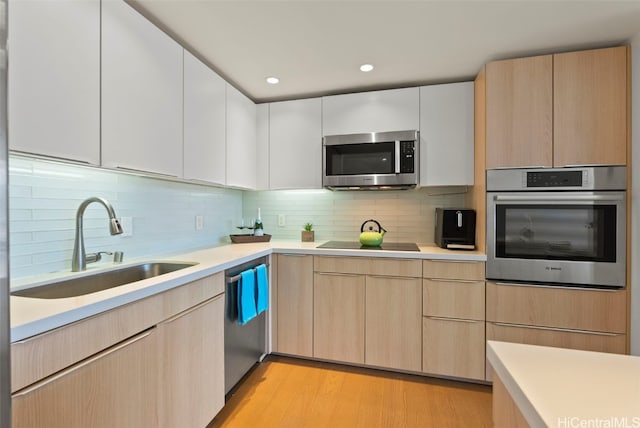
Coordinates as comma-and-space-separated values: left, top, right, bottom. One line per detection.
486, 167, 626, 288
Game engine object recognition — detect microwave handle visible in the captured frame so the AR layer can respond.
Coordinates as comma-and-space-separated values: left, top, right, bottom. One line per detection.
493, 194, 625, 202
395, 140, 400, 174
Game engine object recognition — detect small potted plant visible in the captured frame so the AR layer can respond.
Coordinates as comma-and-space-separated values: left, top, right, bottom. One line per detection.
301, 222, 314, 242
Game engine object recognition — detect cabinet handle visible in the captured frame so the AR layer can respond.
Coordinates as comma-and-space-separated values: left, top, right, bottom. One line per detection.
113, 166, 179, 179
12, 328, 155, 397
315, 272, 361, 278
161, 295, 222, 325
427, 316, 479, 324
491, 322, 621, 337
492, 282, 622, 292
426, 278, 482, 284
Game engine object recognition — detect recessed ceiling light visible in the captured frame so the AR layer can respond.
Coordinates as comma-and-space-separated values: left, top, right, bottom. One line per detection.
266, 76, 279, 84
360, 64, 374, 72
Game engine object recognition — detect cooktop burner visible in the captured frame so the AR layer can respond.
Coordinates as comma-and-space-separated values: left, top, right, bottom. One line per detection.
317, 241, 421, 252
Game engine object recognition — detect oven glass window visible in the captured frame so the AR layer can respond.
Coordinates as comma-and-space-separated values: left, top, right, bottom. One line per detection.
325, 142, 394, 175
495, 205, 616, 262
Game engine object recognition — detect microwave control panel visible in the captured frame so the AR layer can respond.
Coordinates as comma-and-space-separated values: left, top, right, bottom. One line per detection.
399, 141, 415, 173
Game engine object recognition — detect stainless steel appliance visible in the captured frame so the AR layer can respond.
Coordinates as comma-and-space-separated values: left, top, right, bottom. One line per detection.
0, 0, 9, 424
434, 208, 476, 250
224, 257, 267, 394
322, 130, 419, 190
487, 166, 626, 288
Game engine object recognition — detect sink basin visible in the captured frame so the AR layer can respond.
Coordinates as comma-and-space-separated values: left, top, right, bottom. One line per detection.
11, 262, 198, 299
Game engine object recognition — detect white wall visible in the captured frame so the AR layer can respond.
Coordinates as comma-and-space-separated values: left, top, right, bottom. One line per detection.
631, 33, 640, 355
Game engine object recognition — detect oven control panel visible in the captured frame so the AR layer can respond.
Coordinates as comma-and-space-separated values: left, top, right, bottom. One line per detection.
526, 170, 584, 188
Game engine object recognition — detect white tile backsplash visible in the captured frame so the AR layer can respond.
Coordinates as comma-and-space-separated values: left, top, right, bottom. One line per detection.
9, 156, 243, 279
242, 187, 467, 243
9, 156, 470, 279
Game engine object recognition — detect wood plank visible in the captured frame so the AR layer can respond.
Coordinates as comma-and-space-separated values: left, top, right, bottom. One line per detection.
423, 260, 485, 281
313, 273, 365, 364
423, 279, 485, 320
209, 356, 493, 428
465, 70, 487, 253
553, 46, 627, 166
486, 55, 553, 168
492, 375, 530, 428
486, 281, 627, 333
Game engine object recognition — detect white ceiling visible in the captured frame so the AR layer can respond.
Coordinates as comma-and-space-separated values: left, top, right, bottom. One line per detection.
128, 0, 640, 103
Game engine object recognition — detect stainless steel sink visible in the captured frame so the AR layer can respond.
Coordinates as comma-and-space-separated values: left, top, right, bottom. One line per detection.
11, 262, 198, 299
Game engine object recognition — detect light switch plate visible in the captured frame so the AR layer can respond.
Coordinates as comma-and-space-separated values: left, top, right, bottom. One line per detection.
195, 215, 204, 230
120, 217, 133, 237
278, 214, 286, 227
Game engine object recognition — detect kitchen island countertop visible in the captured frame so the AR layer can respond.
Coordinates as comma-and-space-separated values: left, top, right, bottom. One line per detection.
10, 240, 485, 342
487, 340, 640, 428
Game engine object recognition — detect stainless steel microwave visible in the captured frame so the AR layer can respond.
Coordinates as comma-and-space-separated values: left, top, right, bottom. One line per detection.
486, 166, 627, 288
322, 130, 419, 190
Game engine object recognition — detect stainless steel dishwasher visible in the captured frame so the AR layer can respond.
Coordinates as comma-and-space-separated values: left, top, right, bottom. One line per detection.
224, 256, 268, 394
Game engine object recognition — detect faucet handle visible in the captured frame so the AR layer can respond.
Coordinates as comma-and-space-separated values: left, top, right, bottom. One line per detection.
86, 251, 112, 264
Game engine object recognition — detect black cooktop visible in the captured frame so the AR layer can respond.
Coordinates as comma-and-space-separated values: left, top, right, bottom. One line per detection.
317, 241, 421, 252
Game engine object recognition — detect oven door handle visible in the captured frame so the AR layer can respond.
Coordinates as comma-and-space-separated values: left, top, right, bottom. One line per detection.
493, 194, 625, 202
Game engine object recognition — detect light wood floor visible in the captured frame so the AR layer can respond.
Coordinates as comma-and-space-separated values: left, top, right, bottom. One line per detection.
209, 355, 493, 428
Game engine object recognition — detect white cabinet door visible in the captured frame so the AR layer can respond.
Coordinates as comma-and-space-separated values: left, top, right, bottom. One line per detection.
8, 0, 100, 164
255, 104, 270, 190
101, 0, 183, 177
322, 88, 419, 136
226, 84, 257, 189
183, 50, 226, 185
419, 82, 474, 186
270, 98, 322, 189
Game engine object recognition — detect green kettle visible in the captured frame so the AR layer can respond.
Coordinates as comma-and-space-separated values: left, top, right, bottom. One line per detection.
359, 219, 386, 247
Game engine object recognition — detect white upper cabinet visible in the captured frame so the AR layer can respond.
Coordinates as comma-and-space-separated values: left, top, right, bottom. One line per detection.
419, 82, 474, 186
269, 98, 322, 189
183, 50, 226, 185
255, 104, 270, 190
322, 88, 419, 136
8, 0, 100, 164
226, 84, 257, 189
101, 0, 183, 177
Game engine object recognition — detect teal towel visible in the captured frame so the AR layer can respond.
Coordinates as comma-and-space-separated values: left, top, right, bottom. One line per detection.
256, 264, 269, 314
238, 269, 257, 325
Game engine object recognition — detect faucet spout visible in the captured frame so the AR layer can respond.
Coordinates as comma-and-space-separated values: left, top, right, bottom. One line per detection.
72, 197, 123, 272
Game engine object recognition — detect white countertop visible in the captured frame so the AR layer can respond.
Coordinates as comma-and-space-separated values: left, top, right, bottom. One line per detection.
10, 240, 485, 342
487, 340, 640, 428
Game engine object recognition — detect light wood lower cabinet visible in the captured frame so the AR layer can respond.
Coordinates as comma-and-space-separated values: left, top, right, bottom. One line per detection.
365, 275, 422, 372
12, 329, 159, 428
313, 273, 365, 364
157, 295, 225, 428
276, 254, 314, 357
11, 273, 226, 427
486, 322, 626, 354
423, 317, 485, 380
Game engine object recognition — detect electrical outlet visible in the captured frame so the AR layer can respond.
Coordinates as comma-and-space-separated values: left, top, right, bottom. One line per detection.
120, 217, 133, 237
278, 214, 286, 227
195, 215, 204, 230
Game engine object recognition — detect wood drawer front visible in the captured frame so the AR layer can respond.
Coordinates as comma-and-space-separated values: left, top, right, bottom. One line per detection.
423, 260, 485, 281
486, 322, 627, 355
423, 279, 485, 320
315, 256, 421, 277
11, 274, 223, 392
423, 317, 485, 381
486, 282, 626, 334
